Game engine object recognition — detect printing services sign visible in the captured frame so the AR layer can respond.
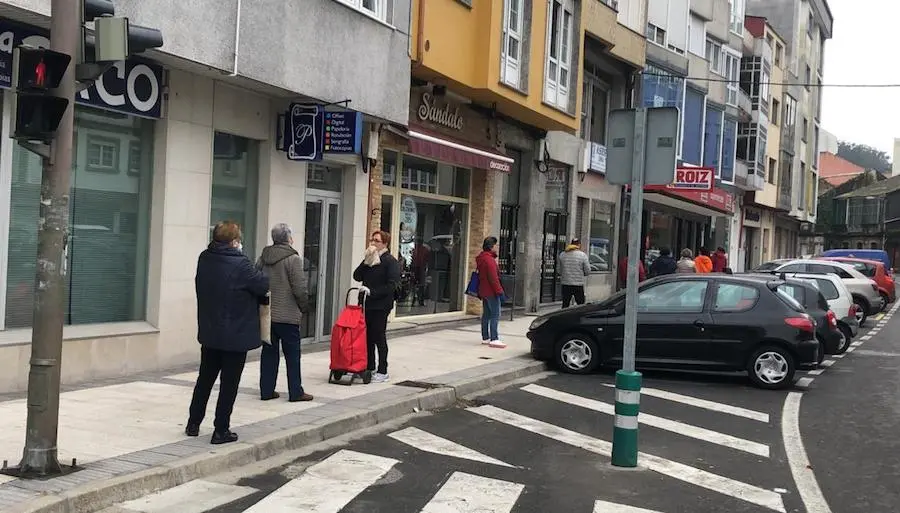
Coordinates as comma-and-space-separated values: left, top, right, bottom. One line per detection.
645, 166, 714, 192
0, 19, 165, 118
280, 103, 363, 162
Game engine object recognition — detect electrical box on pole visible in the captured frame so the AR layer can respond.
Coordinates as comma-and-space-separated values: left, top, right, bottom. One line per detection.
10, 47, 72, 142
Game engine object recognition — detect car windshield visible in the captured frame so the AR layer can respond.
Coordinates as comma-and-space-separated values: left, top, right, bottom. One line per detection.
847, 262, 877, 277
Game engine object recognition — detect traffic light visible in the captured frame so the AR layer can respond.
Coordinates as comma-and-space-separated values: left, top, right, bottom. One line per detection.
10, 47, 72, 142
82, 0, 163, 63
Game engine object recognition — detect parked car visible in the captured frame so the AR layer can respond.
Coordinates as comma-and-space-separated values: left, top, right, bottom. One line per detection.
527, 274, 820, 390
752, 259, 792, 272
764, 259, 883, 325
818, 256, 895, 307
820, 249, 891, 272
781, 272, 858, 341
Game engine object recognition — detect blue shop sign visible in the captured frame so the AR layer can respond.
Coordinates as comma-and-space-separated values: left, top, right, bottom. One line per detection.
281, 103, 363, 162
0, 19, 164, 119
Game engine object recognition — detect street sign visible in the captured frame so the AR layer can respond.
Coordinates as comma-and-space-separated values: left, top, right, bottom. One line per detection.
645, 166, 715, 191
605, 107, 679, 186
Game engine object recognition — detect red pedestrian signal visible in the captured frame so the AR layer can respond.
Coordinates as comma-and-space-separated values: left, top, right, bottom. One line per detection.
12, 47, 70, 90
34, 60, 46, 88
10, 47, 72, 142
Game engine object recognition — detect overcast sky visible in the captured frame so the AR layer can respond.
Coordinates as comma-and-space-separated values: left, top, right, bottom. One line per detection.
820, 0, 897, 157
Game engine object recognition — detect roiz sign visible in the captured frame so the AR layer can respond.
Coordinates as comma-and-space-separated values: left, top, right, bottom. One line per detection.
646, 166, 714, 191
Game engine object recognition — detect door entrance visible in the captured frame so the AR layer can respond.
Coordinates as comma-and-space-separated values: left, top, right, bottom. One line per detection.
540, 211, 568, 303
302, 193, 341, 343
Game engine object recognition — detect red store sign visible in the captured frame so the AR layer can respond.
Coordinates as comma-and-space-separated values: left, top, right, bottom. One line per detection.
664, 187, 736, 213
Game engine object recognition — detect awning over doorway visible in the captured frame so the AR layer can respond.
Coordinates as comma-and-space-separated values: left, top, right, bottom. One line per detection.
407, 130, 514, 173
645, 186, 736, 216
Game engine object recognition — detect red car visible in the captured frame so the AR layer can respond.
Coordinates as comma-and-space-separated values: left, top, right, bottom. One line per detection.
820, 256, 896, 307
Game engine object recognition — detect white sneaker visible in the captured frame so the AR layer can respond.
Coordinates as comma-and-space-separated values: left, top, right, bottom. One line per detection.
482, 339, 490, 345
488, 340, 507, 349
372, 373, 390, 383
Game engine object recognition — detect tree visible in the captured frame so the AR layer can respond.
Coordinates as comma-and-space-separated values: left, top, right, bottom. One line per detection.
837, 141, 892, 173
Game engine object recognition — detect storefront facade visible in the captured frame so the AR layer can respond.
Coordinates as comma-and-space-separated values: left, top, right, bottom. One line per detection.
0, 0, 409, 391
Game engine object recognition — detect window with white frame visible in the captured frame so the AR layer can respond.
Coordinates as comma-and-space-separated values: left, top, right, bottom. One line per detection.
646, 23, 666, 47
337, 0, 387, 21
724, 48, 741, 106
544, 0, 575, 110
729, 0, 744, 35
501, 0, 526, 88
706, 39, 724, 75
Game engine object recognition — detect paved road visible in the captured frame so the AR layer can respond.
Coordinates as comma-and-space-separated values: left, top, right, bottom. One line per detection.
108, 310, 894, 513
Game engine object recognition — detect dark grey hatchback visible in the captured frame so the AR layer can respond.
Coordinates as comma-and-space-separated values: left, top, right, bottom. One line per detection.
528, 274, 820, 389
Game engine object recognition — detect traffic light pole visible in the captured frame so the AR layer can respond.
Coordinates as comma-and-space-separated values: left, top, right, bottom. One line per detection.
18, 0, 78, 476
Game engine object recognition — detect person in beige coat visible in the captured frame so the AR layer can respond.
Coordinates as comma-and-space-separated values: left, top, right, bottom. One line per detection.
676, 248, 697, 273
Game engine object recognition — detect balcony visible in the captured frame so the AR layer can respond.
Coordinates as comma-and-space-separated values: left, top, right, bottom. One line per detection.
781, 124, 796, 153
737, 90, 752, 117
748, 171, 765, 191
777, 185, 792, 211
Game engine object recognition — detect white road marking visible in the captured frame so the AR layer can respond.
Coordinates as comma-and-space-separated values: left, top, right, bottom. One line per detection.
847, 346, 856, 353
119, 480, 256, 513
806, 369, 825, 376
782, 392, 832, 513
523, 384, 769, 457
242, 449, 398, 513
795, 377, 814, 388
832, 354, 845, 359
599, 383, 770, 422
420, 471, 524, 513
593, 499, 664, 512
388, 426, 516, 467
468, 405, 786, 513
851, 341, 864, 347
820, 360, 835, 367
859, 335, 872, 341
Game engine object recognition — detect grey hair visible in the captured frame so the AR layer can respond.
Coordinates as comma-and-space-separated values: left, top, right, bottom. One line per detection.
271, 223, 293, 244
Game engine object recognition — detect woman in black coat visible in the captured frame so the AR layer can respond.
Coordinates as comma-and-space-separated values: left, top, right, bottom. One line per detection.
353, 230, 401, 383
186, 221, 269, 445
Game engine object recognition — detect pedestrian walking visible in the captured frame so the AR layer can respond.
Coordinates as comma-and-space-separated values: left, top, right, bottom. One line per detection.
476, 236, 507, 348
187, 221, 269, 445
557, 238, 590, 308
676, 248, 697, 273
353, 230, 401, 383
256, 223, 314, 403
712, 246, 729, 272
695, 247, 713, 273
649, 247, 677, 277
617, 255, 647, 290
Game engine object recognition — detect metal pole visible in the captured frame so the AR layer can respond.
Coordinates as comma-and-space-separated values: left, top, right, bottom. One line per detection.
18, 0, 78, 476
611, 107, 645, 468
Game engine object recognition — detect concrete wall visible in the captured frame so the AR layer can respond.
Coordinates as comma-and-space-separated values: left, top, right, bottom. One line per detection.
3, 0, 412, 124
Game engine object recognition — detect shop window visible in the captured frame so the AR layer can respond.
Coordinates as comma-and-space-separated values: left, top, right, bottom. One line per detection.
382, 149, 397, 187
682, 88, 705, 165
210, 132, 260, 259
436, 164, 470, 198
308, 163, 343, 192
5, 107, 154, 328
589, 201, 614, 272
401, 154, 438, 194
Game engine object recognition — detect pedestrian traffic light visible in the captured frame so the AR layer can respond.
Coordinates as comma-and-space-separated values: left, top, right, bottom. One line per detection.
10, 47, 72, 142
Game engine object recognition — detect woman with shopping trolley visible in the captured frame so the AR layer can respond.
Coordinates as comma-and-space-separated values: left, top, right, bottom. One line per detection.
353, 230, 401, 384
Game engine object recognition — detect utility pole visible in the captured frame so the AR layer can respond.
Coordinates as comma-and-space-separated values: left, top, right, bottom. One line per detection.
17, 0, 78, 476
603, 106, 678, 468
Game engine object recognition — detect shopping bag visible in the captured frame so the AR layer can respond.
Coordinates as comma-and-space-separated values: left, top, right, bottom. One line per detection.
260, 292, 272, 345
465, 271, 480, 297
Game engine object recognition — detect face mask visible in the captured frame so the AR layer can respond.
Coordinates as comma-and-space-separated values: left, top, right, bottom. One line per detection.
237, 243, 243, 251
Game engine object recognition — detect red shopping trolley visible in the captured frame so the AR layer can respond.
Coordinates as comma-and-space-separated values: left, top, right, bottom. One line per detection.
328, 288, 371, 385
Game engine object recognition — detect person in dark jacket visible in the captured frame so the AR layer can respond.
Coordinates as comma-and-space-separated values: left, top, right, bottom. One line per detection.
187, 221, 269, 445
353, 230, 401, 383
476, 237, 506, 348
649, 247, 677, 277
256, 223, 313, 403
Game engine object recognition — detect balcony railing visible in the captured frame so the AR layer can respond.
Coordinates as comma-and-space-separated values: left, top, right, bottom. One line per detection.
734, 159, 749, 188
738, 90, 752, 115
777, 188, 792, 211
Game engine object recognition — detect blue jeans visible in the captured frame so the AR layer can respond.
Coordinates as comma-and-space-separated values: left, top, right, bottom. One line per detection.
481, 296, 501, 341
260, 322, 304, 400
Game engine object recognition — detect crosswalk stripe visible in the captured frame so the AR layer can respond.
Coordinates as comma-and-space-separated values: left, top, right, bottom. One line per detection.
420, 471, 524, 513
242, 449, 398, 512
468, 405, 786, 513
388, 426, 517, 467
593, 499, 664, 512
119, 480, 256, 513
524, 384, 769, 457
601, 383, 769, 422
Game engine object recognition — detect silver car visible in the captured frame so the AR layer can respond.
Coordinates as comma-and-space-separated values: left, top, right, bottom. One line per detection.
769, 259, 883, 325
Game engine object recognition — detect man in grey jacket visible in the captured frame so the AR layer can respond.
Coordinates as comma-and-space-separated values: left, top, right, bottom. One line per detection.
256, 223, 313, 402
558, 238, 591, 308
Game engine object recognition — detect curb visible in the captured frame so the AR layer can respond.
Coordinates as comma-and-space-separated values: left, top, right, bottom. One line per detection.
7, 360, 549, 513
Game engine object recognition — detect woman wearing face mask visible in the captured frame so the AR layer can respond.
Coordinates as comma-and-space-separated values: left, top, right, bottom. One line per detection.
186, 221, 269, 444
353, 230, 401, 383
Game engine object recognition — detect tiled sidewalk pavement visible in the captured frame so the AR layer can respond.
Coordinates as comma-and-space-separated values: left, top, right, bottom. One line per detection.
0, 316, 546, 513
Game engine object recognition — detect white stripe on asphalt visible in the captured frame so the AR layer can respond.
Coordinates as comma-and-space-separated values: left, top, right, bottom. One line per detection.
832, 354, 845, 359
242, 449, 398, 513
795, 377, 814, 388
859, 335, 872, 341
807, 369, 825, 376
468, 405, 786, 513
523, 384, 769, 457
820, 360, 835, 367
420, 471, 524, 513
851, 341, 864, 347
847, 346, 856, 353
600, 383, 769, 422
119, 480, 256, 513
594, 499, 664, 512
388, 427, 517, 468
782, 392, 832, 513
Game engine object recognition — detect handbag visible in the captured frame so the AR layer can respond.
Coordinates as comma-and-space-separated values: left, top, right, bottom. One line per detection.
465, 271, 480, 297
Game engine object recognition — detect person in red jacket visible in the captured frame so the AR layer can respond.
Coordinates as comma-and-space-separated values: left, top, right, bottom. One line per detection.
712, 246, 728, 272
475, 236, 506, 348
617, 255, 646, 291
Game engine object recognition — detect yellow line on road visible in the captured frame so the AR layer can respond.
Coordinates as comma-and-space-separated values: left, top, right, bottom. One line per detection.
874, 313, 885, 321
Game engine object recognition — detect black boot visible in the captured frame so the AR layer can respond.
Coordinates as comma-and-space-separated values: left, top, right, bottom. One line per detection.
211, 430, 238, 445
185, 422, 200, 437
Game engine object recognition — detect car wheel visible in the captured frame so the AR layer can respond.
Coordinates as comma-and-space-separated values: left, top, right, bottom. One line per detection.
835, 325, 851, 354
814, 335, 827, 363
554, 333, 601, 375
880, 291, 891, 312
852, 297, 869, 325
747, 345, 796, 390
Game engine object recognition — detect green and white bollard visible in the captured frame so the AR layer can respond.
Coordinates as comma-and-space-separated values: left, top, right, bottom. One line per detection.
611, 369, 642, 467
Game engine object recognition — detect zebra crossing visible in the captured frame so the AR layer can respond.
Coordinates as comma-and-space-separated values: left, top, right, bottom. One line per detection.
116, 374, 796, 513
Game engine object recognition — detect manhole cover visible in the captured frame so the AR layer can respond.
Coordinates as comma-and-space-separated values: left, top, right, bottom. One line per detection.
852, 349, 900, 357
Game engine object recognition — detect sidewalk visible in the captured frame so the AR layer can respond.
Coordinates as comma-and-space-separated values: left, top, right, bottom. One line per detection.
0, 315, 546, 513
